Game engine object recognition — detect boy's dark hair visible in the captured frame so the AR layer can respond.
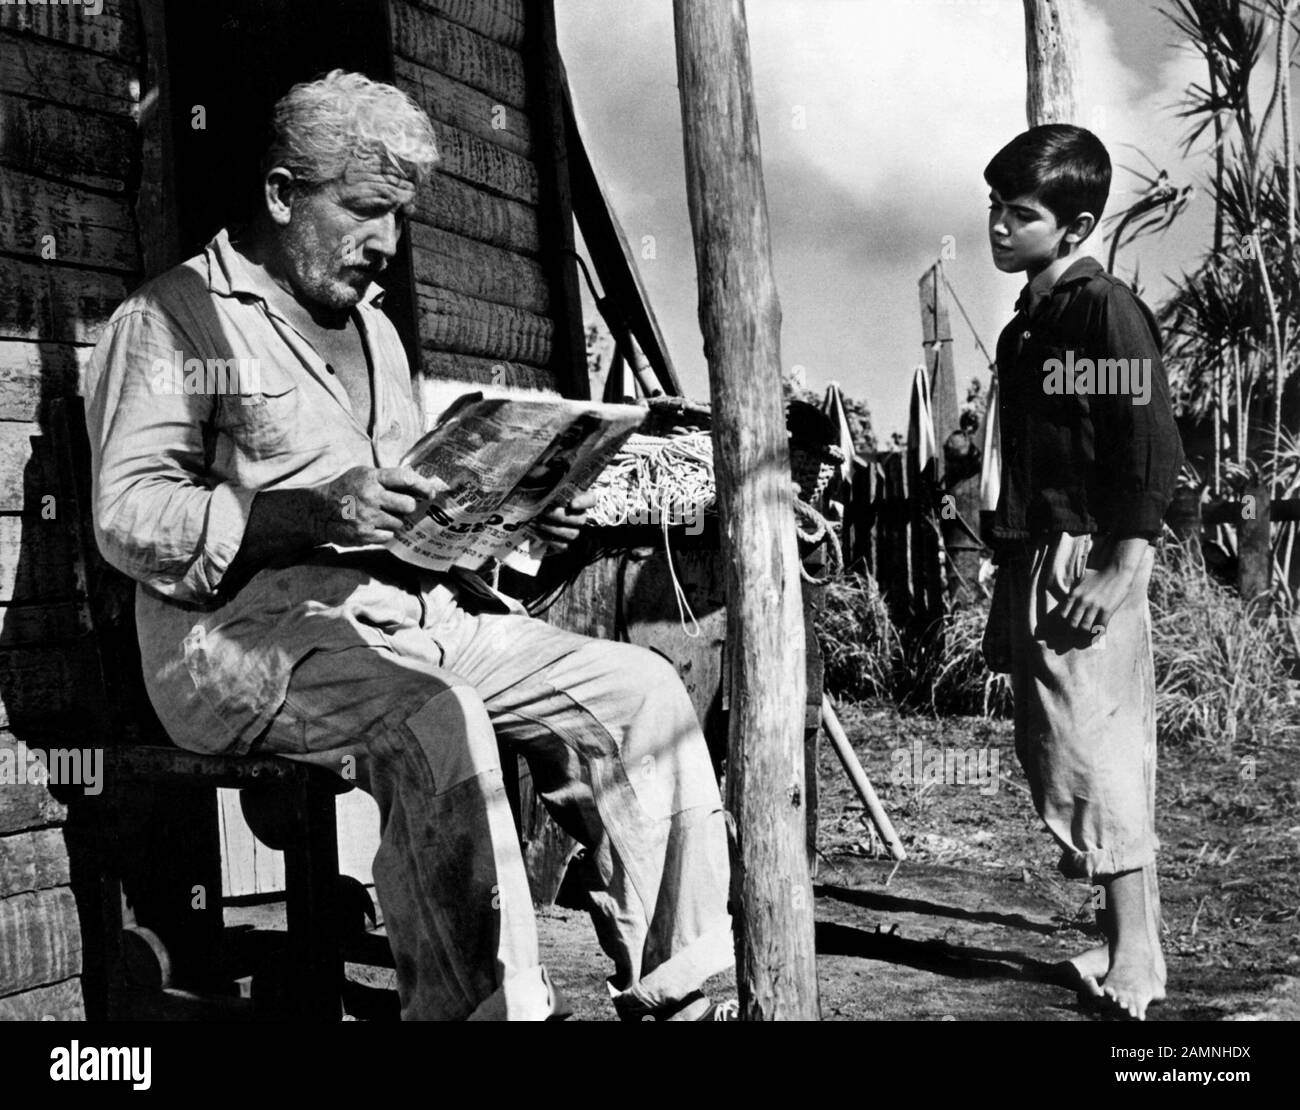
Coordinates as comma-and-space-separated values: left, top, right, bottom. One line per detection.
983, 124, 1111, 228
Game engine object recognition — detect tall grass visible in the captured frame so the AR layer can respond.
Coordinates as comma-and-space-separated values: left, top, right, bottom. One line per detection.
816, 573, 903, 703
908, 603, 1014, 719
1148, 535, 1292, 747
814, 572, 1010, 717
816, 535, 1292, 746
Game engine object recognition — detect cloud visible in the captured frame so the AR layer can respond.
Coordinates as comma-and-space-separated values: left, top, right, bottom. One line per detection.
556, 0, 1229, 434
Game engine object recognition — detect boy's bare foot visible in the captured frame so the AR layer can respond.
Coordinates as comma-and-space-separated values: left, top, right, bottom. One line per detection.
1064, 945, 1109, 997
1098, 867, 1167, 1020
1145, 865, 1168, 986
1101, 956, 1166, 1020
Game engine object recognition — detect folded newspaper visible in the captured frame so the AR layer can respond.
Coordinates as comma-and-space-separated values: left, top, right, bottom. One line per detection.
383, 391, 646, 575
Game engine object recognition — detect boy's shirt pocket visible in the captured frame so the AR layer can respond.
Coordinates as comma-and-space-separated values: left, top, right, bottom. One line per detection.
1022, 339, 1092, 426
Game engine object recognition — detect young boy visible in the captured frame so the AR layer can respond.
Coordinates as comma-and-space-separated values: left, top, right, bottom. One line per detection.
980, 125, 1184, 1020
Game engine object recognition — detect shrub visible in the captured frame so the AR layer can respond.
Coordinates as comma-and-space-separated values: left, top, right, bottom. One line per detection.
815, 572, 1010, 716
1148, 534, 1292, 747
908, 602, 1013, 718
815, 572, 903, 703
816, 534, 1293, 748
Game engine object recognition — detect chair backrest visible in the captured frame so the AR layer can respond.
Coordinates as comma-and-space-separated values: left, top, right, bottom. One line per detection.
49, 396, 170, 747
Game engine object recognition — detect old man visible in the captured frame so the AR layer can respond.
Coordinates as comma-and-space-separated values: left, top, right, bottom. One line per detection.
85, 69, 732, 1020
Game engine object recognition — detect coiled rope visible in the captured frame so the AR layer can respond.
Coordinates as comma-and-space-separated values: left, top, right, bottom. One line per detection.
587, 429, 844, 633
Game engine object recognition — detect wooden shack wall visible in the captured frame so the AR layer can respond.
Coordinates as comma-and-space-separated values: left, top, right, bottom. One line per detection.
0, 0, 597, 1003
222, 0, 596, 902
387, 0, 587, 412
0, 0, 146, 1020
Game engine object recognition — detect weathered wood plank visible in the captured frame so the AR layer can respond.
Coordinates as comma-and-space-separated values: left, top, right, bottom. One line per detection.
0, 514, 75, 604
0, 732, 69, 835
413, 175, 539, 255
0, 779, 67, 837
0, 0, 139, 61
218, 787, 285, 899
0, 886, 81, 995
0, 828, 69, 895
0, 259, 126, 346
0, 645, 80, 732
0, 93, 133, 191
395, 55, 532, 158
417, 287, 553, 365
0, 29, 139, 116
410, 223, 549, 315
0, 421, 57, 514
0, 974, 83, 1019
402, 0, 527, 48
416, 351, 558, 397
0, 342, 89, 421
0, 168, 138, 273
425, 118, 538, 204
391, 0, 528, 109
0, 603, 82, 647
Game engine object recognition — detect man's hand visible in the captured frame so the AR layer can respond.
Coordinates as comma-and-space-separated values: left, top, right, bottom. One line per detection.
1058, 536, 1149, 635
220, 467, 435, 594
310, 465, 437, 546
530, 490, 597, 554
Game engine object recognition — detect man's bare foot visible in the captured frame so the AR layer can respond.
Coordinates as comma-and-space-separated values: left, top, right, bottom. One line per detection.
1101, 956, 1166, 1021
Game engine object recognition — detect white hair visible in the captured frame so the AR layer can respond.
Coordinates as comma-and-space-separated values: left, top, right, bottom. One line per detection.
262, 69, 439, 187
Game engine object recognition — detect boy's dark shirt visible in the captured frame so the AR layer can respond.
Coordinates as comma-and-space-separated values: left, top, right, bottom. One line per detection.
992, 256, 1184, 553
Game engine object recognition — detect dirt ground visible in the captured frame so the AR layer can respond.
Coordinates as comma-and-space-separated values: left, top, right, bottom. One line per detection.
327, 701, 1299, 1020
529, 703, 1300, 1021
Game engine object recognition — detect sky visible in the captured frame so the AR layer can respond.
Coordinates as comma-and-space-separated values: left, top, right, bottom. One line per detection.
554, 0, 1283, 439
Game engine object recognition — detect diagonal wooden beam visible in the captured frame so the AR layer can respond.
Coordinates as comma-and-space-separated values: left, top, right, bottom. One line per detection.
559, 67, 683, 397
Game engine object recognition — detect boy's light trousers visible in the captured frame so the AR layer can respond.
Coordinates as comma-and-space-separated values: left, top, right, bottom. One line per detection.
986, 533, 1160, 881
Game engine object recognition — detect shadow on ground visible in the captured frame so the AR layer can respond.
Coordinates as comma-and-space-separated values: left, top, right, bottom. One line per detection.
533, 854, 1298, 1021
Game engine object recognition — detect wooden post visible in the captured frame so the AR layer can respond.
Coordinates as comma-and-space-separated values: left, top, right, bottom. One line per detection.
673, 0, 819, 1020
1022, 0, 1081, 126
918, 264, 982, 605
878, 451, 911, 621
906, 364, 944, 629
907, 441, 944, 628
1167, 485, 1203, 547
1238, 483, 1272, 604
918, 265, 959, 485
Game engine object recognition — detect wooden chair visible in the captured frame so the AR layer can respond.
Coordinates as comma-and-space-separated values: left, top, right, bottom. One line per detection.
50, 395, 370, 1020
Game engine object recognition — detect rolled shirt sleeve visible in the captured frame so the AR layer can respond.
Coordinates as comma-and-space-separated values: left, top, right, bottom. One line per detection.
84, 308, 257, 605
1087, 283, 1185, 540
